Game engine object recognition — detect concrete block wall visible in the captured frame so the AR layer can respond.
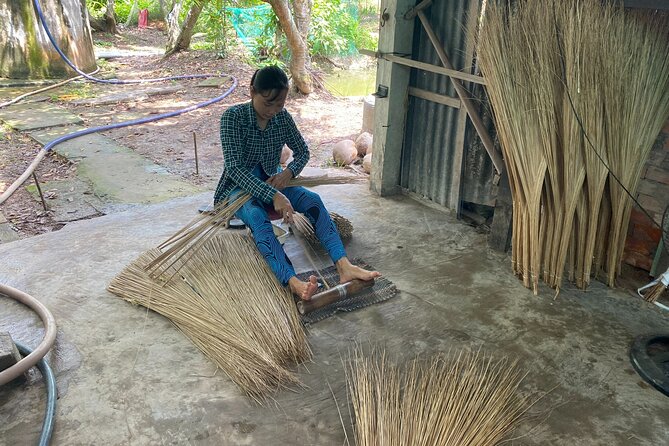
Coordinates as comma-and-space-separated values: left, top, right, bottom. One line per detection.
623, 118, 669, 272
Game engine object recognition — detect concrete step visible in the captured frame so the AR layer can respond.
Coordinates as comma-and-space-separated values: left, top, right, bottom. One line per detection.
0, 212, 20, 244
0, 102, 83, 131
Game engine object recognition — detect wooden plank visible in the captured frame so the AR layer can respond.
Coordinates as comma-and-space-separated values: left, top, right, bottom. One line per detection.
360, 49, 486, 85
408, 87, 460, 109
385, 54, 486, 85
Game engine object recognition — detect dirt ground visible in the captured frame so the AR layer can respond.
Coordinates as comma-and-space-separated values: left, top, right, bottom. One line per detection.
0, 127, 75, 236
0, 26, 368, 238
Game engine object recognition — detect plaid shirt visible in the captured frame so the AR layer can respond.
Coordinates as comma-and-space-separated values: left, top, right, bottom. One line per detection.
214, 102, 309, 204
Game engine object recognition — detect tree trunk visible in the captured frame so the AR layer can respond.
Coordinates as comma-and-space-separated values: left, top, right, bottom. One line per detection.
265, 0, 312, 94
158, 0, 166, 20
104, 0, 118, 34
165, 0, 207, 55
89, 14, 106, 32
125, 0, 139, 26
165, 1, 183, 51
291, 0, 312, 69
0, 0, 96, 78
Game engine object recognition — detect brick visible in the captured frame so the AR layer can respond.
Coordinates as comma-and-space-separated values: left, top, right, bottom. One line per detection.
647, 151, 666, 165
627, 221, 636, 237
637, 193, 665, 214
645, 166, 669, 185
635, 221, 662, 243
0, 332, 21, 373
625, 237, 654, 256
637, 180, 658, 196
629, 207, 651, 225
623, 251, 653, 271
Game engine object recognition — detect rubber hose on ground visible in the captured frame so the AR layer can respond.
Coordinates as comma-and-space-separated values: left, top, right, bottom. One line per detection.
14, 341, 57, 446
0, 284, 57, 385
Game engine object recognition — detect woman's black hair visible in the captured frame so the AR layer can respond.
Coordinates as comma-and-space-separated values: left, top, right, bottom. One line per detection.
250, 65, 289, 100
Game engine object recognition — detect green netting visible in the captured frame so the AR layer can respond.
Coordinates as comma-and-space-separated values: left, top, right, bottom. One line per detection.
226, 1, 362, 56
226, 4, 273, 48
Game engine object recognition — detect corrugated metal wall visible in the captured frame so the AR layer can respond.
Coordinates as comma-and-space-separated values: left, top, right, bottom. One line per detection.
400, 0, 496, 208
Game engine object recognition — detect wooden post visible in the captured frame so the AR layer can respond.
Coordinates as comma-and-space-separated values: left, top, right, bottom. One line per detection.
369, 0, 418, 197
490, 169, 513, 252
192, 131, 199, 175
32, 172, 48, 212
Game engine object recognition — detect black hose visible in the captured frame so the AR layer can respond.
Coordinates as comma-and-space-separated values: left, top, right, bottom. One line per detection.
14, 342, 57, 446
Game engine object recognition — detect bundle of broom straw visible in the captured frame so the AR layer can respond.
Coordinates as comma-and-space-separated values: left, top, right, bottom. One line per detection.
293, 211, 353, 246
146, 175, 362, 282
108, 231, 311, 402
640, 268, 669, 304
478, 0, 669, 293
345, 348, 537, 445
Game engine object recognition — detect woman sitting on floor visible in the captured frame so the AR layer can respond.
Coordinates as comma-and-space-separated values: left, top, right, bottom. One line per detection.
214, 65, 380, 301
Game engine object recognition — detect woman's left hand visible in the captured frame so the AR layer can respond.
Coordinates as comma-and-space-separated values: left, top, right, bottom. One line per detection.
266, 169, 293, 190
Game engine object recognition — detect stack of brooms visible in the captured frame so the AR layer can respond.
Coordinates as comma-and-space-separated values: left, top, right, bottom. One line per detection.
108, 176, 359, 401
478, 0, 669, 294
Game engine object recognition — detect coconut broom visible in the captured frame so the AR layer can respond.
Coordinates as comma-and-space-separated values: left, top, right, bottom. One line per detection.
478, 0, 669, 294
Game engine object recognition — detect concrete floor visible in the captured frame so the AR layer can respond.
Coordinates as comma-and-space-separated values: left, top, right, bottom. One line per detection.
1, 184, 668, 445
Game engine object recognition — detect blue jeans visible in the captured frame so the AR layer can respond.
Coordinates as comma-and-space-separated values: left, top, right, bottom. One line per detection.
232, 166, 346, 286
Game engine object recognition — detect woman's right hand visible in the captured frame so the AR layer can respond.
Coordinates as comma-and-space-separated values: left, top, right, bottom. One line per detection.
273, 191, 294, 224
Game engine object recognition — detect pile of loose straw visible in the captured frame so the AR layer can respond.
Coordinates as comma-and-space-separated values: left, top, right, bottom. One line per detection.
108, 231, 311, 402
478, 0, 669, 293
345, 348, 535, 445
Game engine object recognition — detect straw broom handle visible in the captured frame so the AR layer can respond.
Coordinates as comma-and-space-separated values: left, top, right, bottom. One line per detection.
413, 8, 504, 175
296, 279, 375, 315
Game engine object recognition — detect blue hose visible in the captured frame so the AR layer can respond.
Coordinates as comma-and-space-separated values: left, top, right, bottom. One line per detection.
30, 0, 239, 153
1, 1, 237, 205
15, 342, 57, 446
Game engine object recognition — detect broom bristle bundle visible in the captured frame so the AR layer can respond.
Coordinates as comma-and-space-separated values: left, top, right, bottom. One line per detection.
293, 211, 353, 246
642, 282, 667, 303
108, 231, 311, 402
345, 348, 536, 446
478, 0, 669, 293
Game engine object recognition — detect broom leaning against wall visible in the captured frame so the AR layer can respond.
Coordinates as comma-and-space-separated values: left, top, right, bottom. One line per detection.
212, 66, 380, 301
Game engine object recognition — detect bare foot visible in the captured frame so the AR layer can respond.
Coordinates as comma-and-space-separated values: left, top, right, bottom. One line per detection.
288, 275, 320, 301
336, 257, 381, 284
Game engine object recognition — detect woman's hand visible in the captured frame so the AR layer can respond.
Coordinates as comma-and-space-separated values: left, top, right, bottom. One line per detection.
266, 169, 293, 191
272, 191, 294, 224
